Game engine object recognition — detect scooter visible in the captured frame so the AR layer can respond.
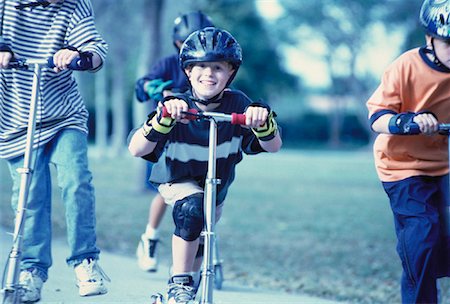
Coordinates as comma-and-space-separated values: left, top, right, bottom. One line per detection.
438, 123, 450, 236
1, 57, 87, 304
151, 109, 246, 304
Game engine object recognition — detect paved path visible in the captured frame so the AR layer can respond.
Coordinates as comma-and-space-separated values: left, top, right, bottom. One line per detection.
1, 227, 343, 303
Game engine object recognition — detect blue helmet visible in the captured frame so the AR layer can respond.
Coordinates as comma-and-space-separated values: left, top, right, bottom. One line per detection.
420, 0, 450, 40
172, 11, 214, 44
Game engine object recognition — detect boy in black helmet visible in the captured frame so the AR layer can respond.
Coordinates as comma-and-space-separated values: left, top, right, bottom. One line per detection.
366, 0, 450, 302
134, 11, 214, 273
128, 27, 282, 304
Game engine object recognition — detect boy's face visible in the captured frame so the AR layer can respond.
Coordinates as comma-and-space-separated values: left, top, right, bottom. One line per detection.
185, 62, 234, 100
428, 36, 450, 68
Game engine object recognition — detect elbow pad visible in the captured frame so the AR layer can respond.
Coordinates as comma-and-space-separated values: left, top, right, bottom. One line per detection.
388, 111, 436, 135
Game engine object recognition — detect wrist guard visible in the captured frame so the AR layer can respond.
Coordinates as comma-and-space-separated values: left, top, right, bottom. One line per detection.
0, 43, 14, 56
388, 111, 436, 135
246, 102, 278, 141
62, 45, 94, 70
252, 110, 278, 141
78, 51, 93, 70
141, 108, 176, 141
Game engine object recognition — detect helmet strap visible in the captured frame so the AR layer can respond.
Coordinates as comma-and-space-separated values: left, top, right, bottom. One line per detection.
191, 90, 224, 105
429, 38, 446, 67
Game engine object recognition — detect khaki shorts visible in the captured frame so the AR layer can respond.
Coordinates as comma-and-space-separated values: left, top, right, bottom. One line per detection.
158, 181, 203, 206
158, 180, 224, 220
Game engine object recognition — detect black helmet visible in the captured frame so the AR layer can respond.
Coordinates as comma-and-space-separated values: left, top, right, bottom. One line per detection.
180, 27, 243, 96
172, 11, 214, 44
180, 27, 242, 71
420, 0, 450, 40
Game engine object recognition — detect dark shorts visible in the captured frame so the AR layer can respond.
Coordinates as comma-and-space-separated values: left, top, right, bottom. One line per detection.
382, 174, 449, 303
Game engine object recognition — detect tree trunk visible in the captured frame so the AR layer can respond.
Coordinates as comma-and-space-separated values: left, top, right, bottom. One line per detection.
94, 67, 108, 154
132, 0, 164, 128
110, 58, 128, 156
131, 0, 165, 190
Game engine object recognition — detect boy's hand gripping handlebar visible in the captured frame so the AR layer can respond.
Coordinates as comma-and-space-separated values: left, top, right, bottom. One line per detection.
7, 56, 89, 70
161, 106, 247, 125
402, 122, 450, 135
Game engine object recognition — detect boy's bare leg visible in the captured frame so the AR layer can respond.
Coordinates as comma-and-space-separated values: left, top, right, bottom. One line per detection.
172, 235, 199, 274
136, 194, 166, 271
148, 194, 166, 229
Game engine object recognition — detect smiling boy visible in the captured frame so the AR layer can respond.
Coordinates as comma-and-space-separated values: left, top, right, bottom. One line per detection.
128, 27, 281, 304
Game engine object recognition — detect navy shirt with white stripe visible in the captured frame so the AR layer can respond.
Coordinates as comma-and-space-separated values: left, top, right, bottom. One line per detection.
147, 90, 265, 204
0, 0, 108, 159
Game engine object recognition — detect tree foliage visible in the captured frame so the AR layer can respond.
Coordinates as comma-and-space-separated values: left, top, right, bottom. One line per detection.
79, 0, 427, 150
193, 0, 300, 102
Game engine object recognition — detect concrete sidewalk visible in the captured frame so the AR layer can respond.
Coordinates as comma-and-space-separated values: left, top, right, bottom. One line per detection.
1, 227, 343, 304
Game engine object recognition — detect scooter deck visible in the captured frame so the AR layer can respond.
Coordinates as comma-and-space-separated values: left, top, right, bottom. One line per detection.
150, 292, 198, 304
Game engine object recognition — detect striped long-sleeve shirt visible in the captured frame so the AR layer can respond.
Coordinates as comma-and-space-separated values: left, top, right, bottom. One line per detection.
0, 0, 107, 159
144, 90, 266, 204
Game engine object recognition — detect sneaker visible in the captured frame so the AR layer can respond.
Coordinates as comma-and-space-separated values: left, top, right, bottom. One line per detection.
18, 268, 43, 303
136, 234, 159, 272
167, 274, 196, 304
74, 258, 110, 296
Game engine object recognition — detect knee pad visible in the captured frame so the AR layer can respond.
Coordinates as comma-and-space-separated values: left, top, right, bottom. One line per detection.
173, 193, 204, 241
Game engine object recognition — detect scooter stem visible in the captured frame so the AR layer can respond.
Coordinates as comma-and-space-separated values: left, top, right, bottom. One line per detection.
200, 119, 219, 304
2, 63, 42, 304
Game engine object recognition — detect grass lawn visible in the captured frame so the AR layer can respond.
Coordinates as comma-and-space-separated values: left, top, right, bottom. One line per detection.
1, 148, 448, 303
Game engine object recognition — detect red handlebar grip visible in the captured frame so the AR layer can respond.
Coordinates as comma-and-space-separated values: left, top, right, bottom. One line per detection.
231, 113, 246, 125
161, 106, 199, 120
162, 106, 170, 117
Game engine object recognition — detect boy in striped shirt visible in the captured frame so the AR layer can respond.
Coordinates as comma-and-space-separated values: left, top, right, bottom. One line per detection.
0, 0, 108, 302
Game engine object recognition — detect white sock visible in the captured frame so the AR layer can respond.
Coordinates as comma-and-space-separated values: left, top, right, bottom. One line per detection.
144, 225, 159, 240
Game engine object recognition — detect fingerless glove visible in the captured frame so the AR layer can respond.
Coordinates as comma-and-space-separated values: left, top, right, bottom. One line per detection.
62, 45, 94, 70
247, 102, 279, 141
145, 79, 173, 102
141, 108, 175, 142
252, 110, 278, 141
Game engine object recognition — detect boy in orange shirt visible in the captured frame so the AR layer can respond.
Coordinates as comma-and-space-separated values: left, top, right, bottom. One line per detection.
366, 0, 450, 302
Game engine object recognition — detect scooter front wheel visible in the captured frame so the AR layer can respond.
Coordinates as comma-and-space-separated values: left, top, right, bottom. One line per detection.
214, 264, 224, 290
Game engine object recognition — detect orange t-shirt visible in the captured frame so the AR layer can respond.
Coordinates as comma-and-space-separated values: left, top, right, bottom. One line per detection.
367, 47, 450, 182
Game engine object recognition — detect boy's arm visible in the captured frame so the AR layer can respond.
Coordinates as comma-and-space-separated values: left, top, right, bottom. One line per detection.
371, 111, 439, 135
128, 125, 158, 157
128, 98, 188, 157
259, 131, 282, 152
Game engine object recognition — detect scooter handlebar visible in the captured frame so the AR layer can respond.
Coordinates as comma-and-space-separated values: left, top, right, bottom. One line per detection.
7, 57, 85, 70
438, 123, 450, 134
47, 56, 86, 70
161, 106, 247, 125
407, 122, 450, 134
